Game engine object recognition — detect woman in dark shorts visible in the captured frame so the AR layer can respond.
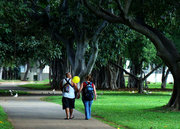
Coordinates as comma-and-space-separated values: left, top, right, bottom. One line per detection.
60, 72, 78, 120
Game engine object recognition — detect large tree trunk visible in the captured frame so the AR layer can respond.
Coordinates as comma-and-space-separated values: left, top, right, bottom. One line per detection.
161, 66, 170, 89
53, 20, 107, 82
65, 39, 100, 83
117, 57, 125, 88
2, 67, 7, 80
128, 64, 137, 88
38, 68, 43, 81
109, 64, 119, 89
167, 64, 180, 110
0, 67, 3, 80
51, 59, 62, 89
127, 19, 180, 109
94, 62, 123, 90
137, 79, 144, 93
38, 61, 46, 81
49, 65, 52, 84
23, 63, 30, 81
51, 55, 70, 89
100, 66, 110, 89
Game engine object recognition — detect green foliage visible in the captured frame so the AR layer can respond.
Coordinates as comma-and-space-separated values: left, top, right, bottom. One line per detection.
126, 33, 159, 71
0, 106, 13, 129
0, 0, 31, 66
96, 24, 134, 67
44, 91, 180, 129
48, 0, 104, 41
97, 23, 159, 71
0, 0, 63, 68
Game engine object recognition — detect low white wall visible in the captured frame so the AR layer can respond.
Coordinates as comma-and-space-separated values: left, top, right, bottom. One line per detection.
146, 73, 173, 83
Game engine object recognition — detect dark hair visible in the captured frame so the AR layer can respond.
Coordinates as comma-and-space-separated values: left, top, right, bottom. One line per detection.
66, 72, 71, 78
85, 75, 93, 82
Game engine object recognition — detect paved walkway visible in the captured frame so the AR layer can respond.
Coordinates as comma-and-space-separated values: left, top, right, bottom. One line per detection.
0, 83, 115, 129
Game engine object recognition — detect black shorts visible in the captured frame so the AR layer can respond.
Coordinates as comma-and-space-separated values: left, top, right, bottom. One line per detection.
62, 97, 75, 109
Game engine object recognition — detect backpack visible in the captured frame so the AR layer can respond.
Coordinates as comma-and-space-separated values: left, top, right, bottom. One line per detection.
63, 78, 73, 93
84, 82, 94, 101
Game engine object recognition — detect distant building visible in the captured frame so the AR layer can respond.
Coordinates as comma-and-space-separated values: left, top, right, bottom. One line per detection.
125, 61, 174, 83
20, 65, 49, 81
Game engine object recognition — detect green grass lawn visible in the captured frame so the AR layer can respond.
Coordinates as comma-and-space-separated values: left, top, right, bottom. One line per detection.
0, 80, 22, 82
34, 79, 50, 83
43, 91, 180, 129
19, 83, 51, 90
147, 82, 173, 89
0, 106, 13, 129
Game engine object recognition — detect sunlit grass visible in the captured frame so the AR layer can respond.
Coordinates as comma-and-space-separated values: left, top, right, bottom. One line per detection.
0, 106, 13, 129
43, 90, 180, 129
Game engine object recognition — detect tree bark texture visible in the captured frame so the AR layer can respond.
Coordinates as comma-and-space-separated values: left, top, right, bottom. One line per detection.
92, 60, 125, 90
0, 67, 3, 80
49, 66, 52, 84
128, 63, 138, 88
117, 58, 125, 88
50, 55, 70, 89
23, 63, 30, 81
38, 68, 43, 81
161, 66, 170, 89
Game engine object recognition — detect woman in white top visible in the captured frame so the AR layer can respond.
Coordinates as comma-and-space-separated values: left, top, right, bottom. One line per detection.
60, 72, 78, 120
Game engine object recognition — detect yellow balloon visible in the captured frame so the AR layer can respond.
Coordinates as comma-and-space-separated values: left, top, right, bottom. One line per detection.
72, 76, 80, 83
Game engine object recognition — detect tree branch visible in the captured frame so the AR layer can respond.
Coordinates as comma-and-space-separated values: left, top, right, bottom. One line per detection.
53, 31, 75, 67
124, 0, 132, 15
84, 41, 99, 76
99, 6, 119, 19
165, 68, 170, 78
65, 39, 75, 67
114, 0, 125, 18
82, 0, 124, 23
91, 21, 108, 42
69, 18, 80, 41
53, 32, 67, 43
142, 64, 162, 81
110, 61, 139, 80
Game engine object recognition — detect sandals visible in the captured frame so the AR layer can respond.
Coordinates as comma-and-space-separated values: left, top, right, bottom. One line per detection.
70, 116, 74, 119
64, 116, 74, 120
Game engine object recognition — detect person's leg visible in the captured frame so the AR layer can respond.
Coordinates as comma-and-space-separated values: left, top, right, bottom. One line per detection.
65, 108, 69, 119
83, 100, 89, 119
69, 98, 75, 119
63, 97, 70, 119
88, 100, 93, 119
70, 108, 74, 118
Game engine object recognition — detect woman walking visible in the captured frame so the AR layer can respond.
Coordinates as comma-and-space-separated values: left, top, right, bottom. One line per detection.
78, 75, 97, 120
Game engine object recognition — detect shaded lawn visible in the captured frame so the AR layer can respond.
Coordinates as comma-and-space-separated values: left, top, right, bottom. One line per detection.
0, 80, 22, 82
43, 91, 180, 129
0, 90, 28, 96
19, 83, 51, 90
0, 106, 13, 129
147, 82, 173, 89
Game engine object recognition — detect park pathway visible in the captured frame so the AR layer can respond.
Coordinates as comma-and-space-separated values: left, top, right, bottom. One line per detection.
0, 83, 115, 129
